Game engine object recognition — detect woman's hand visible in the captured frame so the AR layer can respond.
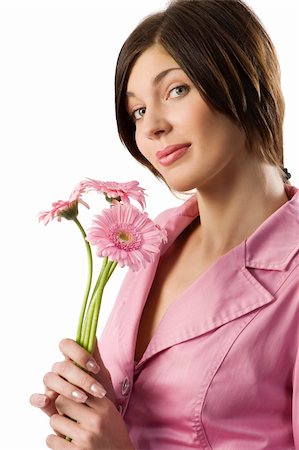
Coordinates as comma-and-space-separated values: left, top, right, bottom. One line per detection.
30, 338, 116, 417
29, 339, 135, 449
47, 394, 134, 450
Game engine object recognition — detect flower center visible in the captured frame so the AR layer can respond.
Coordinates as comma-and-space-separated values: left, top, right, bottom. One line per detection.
118, 231, 132, 242
110, 224, 142, 251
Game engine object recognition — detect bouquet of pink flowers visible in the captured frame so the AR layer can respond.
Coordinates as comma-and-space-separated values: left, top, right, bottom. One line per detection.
39, 179, 167, 354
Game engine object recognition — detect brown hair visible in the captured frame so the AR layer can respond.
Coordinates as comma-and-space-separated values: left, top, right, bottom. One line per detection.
115, 0, 288, 183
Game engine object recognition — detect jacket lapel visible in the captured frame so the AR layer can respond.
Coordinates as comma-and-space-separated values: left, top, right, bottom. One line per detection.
138, 242, 274, 368
118, 186, 298, 370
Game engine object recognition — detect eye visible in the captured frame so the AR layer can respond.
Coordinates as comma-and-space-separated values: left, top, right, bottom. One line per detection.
131, 107, 146, 121
168, 84, 190, 98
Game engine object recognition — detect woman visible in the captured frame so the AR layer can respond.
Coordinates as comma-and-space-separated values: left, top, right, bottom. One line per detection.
30, 0, 298, 448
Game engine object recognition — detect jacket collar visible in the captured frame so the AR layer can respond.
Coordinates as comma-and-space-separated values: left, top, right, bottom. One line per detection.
120, 185, 299, 370
158, 184, 299, 272
245, 184, 299, 270
133, 241, 274, 369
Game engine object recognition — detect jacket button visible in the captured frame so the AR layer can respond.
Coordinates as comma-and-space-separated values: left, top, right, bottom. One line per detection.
121, 376, 130, 396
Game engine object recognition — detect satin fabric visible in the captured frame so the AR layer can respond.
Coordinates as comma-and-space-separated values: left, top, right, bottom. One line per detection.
99, 184, 299, 449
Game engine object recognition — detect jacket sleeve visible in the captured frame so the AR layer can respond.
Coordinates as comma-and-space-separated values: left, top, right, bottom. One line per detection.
293, 344, 299, 448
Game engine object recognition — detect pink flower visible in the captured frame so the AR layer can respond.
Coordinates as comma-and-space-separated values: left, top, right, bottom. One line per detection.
155, 224, 168, 244
76, 179, 146, 209
38, 194, 89, 225
86, 203, 167, 271
69, 182, 89, 203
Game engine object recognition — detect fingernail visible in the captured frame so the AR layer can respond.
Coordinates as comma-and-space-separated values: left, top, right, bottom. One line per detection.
90, 383, 106, 398
86, 359, 100, 374
35, 394, 48, 408
71, 390, 88, 402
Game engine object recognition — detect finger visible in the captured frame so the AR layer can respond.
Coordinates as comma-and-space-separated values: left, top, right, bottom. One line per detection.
49, 413, 82, 444
52, 360, 107, 399
43, 371, 89, 403
55, 395, 94, 424
30, 391, 58, 417
93, 339, 107, 370
46, 433, 76, 449
59, 339, 100, 374
30, 393, 49, 408
92, 341, 116, 404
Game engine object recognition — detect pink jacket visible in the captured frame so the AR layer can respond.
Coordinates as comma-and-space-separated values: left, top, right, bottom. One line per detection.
99, 184, 299, 449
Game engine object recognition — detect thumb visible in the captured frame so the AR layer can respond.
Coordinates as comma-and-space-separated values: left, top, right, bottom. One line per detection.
30, 389, 59, 417
93, 340, 116, 404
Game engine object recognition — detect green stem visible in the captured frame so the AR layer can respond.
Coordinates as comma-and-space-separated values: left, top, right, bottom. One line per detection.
80, 257, 108, 345
87, 260, 115, 353
107, 261, 118, 281
82, 298, 96, 349
89, 257, 108, 308
73, 217, 93, 345
88, 260, 118, 352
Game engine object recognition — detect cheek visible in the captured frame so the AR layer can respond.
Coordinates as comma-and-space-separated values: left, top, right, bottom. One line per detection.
135, 129, 153, 162
197, 109, 245, 154
134, 128, 142, 151
211, 120, 246, 158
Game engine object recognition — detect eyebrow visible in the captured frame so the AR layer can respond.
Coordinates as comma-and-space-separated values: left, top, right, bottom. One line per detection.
126, 67, 182, 97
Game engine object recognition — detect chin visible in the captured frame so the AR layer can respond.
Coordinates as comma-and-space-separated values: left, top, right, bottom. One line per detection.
163, 173, 200, 193
167, 181, 198, 193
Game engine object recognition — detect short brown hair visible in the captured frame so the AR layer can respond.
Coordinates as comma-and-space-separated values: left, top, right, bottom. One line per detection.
115, 0, 288, 183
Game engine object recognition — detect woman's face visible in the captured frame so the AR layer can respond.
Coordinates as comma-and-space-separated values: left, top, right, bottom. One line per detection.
126, 44, 248, 192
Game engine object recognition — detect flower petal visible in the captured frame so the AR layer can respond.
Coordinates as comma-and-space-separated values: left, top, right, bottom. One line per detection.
86, 203, 167, 271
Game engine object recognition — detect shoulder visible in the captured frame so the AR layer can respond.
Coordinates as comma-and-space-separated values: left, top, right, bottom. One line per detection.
245, 184, 299, 269
244, 185, 299, 316
154, 194, 198, 228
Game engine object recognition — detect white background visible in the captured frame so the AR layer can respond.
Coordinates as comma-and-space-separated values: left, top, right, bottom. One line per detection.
0, 1, 298, 449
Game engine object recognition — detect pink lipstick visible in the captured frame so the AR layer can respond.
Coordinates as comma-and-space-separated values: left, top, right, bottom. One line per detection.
156, 144, 191, 167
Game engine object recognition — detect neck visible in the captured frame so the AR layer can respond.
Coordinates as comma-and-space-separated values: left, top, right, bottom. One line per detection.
195, 159, 289, 256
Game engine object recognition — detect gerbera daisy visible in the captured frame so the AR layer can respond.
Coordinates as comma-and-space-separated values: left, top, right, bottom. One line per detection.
86, 203, 166, 271
76, 178, 146, 209
38, 195, 89, 225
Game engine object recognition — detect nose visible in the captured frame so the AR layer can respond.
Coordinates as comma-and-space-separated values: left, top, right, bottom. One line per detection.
142, 106, 171, 140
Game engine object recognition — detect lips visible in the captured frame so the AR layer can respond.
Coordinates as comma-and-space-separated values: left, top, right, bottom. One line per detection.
156, 143, 191, 167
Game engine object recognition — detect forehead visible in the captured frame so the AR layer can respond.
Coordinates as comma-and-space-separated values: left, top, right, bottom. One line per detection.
127, 45, 181, 92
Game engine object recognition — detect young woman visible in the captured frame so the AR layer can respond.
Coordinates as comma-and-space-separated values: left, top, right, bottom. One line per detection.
30, 1, 298, 448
